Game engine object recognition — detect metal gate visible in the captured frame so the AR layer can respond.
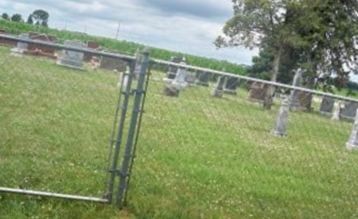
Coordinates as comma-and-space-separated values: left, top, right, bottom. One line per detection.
0, 34, 150, 208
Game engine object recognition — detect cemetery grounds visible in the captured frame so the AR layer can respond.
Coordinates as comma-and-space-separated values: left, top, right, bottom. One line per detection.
0, 45, 357, 218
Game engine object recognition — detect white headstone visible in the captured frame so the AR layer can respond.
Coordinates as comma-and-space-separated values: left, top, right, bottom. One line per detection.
346, 109, 358, 150
331, 101, 342, 121
273, 97, 290, 137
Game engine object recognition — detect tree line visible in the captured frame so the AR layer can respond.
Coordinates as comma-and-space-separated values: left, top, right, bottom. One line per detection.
1, 9, 49, 27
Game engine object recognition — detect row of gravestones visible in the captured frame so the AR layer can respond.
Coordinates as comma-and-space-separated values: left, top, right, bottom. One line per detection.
11, 34, 128, 72
11, 33, 86, 70
163, 56, 240, 97
274, 95, 358, 151
247, 69, 358, 121
13, 35, 358, 121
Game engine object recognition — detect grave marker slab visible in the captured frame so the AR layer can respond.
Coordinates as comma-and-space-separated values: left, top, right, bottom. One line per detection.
211, 76, 226, 98
320, 96, 335, 116
163, 61, 188, 97
167, 57, 182, 79
340, 101, 358, 121
346, 109, 358, 150
11, 33, 29, 56
224, 77, 239, 95
196, 71, 210, 87
273, 97, 290, 137
57, 40, 86, 70
248, 82, 268, 103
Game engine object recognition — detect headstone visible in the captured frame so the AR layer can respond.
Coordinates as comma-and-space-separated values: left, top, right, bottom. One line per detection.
57, 40, 86, 70
273, 97, 290, 137
248, 82, 268, 103
289, 69, 303, 110
331, 101, 342, 121
320, 96, 335, 116
163, 61, 188, 97
224, 77, 239, 95
211, 76, 226, 98
196, 71, 210, 87
346, 109, 358, 150
167, 56, 182, 79
11, 33, 29, 55
340, 101, 358, 121
289, 69, 313, 111
185, 71, 196, 85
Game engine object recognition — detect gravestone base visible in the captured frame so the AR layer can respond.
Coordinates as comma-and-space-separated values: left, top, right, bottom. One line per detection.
212, 89, 223, 98
164, 85, 180, 97
346, 143, 358, 151
10, 48, 26, 57
196, 81, 210, 87
224, 89, 237, 95
56, 59, 84, 70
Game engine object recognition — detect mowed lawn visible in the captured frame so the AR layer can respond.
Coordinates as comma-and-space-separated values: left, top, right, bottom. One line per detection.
0, 46, 357, 218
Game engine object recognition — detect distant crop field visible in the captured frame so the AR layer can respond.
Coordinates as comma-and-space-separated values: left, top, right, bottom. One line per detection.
0, 46, 357, 218
0, 19, 247, 75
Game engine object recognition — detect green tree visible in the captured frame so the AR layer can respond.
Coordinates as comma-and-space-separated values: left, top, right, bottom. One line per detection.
27, 15, 34, 24
31, 9, 49, 27
1, 13, 9, 20
216, 0, 303, 109
11, 14, 23, 22
217, 0, 358, 107
296, 0, 358, 89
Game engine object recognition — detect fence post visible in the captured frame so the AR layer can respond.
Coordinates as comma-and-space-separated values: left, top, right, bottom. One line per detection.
346, 109, 358, 150
273, 97, 290, 137
116, 48, 150, 207
106, 61, 135, 203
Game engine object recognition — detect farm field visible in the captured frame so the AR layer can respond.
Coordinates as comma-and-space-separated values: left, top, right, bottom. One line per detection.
0, 46, 358, 218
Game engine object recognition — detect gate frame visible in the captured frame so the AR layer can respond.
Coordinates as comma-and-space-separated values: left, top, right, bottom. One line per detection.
0, 34, 150, 206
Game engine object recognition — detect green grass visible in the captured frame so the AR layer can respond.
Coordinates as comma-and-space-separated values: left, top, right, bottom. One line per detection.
0, 46, 357, 218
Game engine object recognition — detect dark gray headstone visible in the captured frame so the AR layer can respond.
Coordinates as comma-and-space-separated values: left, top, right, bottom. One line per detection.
224, 77, 239, 95
340, 101, 358, 121
57, 40, 86, 70
167, 56, 182, 79
212, 76, 226, 98
196, 71, 210, 87
248, 82, 268, 103
320, 96, 335, 116
289, 69, 303, 110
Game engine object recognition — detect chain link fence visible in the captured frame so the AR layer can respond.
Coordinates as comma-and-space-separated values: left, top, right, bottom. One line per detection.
127, 59, 358, 218
1, 34, 358, 218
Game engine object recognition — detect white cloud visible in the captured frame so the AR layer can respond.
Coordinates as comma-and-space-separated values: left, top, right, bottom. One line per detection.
1, 0, 258, 64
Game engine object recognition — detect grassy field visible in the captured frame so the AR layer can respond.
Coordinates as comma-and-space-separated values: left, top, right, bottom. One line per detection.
0, 46, 357, 218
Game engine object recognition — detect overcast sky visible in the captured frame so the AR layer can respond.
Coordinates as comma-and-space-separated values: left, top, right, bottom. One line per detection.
0, 0, 258, 65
